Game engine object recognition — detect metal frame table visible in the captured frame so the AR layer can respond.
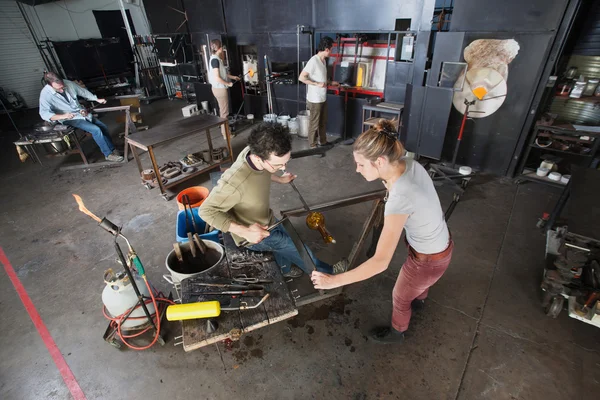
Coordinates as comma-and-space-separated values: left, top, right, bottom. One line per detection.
13, 127, 90, 167
126, 114, 233, 200
280, 189, 387, 306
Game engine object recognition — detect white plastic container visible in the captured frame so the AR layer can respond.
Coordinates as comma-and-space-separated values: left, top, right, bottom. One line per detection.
297, 110, 310, 138
540, 160, 555, 171
548, 172, 562, 181
277, 116, 290, 127
182, 104, 198, 117
536, 167, 550, 177
263, 113, 277, 123
459, 166, 472, 175
288, 118, 299, 134
560, 175, 571, 184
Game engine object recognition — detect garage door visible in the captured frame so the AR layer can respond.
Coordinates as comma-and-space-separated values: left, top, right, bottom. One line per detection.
0, 1, 46, 108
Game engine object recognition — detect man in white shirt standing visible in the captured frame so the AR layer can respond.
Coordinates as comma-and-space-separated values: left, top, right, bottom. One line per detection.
299, 37, 338, 148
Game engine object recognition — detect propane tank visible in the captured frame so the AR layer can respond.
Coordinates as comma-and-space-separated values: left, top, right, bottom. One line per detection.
102, 269, 155, 329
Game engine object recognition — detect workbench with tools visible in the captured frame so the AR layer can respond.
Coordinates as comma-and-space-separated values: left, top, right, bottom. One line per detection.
171, 187, 388, 351
14, 104, 139, 170
176, 233, 298, 352
126, 114, 233, 200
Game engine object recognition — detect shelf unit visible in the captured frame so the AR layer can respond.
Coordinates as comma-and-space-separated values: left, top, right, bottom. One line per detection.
519, 169, 567, 188
361, 102, 404, 133
516, 124, 600, 187
555, 95, 600, 104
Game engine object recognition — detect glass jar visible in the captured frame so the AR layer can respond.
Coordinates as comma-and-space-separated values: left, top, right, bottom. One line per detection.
583, 79, 599, 96
565, 66, 578, 79
570, 80, 586, 98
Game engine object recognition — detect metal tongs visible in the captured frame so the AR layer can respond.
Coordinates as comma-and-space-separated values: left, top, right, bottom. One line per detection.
233, 274, 273, 284
238, 217, 289, 247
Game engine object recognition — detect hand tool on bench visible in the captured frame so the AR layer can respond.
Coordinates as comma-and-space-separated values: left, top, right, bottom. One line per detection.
189, 289, 266, 297
166, 294, 270, 321
189, 281, 264, 290
233, 274, 273, 284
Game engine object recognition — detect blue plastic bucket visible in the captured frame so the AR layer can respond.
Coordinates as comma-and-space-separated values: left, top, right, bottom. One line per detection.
175, 207, 220, 243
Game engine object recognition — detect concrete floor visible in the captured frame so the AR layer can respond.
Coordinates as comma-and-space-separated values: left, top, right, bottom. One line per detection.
0, 100, 599, 400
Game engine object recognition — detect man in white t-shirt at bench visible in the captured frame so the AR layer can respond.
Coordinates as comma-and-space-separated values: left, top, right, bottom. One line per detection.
299, 36, 339, 148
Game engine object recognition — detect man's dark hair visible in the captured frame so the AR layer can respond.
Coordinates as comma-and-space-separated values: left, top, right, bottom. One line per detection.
44, 71, 64, 86
318, 36, 334, 52
248, 123, 292, 160
210, 39, 222, 54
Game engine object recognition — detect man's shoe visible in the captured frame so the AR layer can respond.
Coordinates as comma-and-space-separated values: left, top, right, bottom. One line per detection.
411, 299, 425, 312
332, 258, 348, 274
106, 153, 124, 162
318, 141, 333, 147
369, 326, 405, 344
282, 264, 303, 279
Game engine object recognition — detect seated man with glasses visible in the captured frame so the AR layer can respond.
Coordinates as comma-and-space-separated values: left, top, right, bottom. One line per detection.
200, 123, 344, 278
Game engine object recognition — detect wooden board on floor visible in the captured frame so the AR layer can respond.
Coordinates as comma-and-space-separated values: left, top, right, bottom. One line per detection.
180, 234, 298, 352
180, 261, 239, 351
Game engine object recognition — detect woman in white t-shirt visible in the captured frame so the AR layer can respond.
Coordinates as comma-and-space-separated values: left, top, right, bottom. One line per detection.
208, 39, 240, 139
311, 120, 453, 344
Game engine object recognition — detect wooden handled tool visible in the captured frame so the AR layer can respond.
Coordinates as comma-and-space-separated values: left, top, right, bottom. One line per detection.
173, 243, 184, 262
192, 233, 208, 254
187, 233, 197, 258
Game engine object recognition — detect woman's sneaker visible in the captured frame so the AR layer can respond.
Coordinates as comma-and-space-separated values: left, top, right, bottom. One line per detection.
369, 326, 405, 344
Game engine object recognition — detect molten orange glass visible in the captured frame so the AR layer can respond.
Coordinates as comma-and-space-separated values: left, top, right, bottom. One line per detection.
306, 212, 336, 244
73, 194, 101, 222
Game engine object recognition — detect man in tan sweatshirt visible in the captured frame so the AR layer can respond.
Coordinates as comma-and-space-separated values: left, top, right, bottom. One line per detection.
199, 123, 343, 278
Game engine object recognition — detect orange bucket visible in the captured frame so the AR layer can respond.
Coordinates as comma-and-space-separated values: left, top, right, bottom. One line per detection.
176, 186, 210, 211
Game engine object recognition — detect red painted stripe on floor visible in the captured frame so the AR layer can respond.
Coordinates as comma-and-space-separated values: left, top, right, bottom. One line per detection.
0, 247, 87, 400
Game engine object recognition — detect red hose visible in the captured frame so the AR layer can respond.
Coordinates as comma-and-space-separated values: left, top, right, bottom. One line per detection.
102, 278, 175, 350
